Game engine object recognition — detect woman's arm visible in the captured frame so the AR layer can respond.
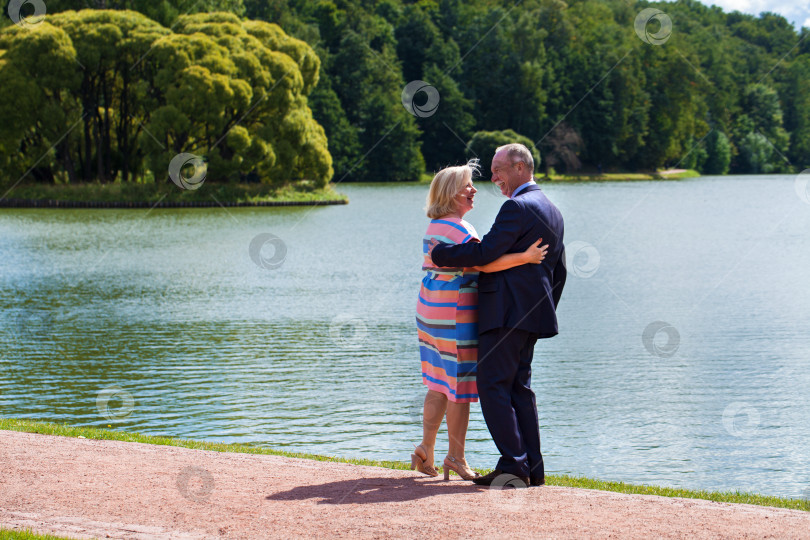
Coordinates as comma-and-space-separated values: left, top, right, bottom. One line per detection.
469, 238, 547, 272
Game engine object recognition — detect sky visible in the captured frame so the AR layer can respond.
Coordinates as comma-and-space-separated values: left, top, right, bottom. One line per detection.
698, 0, 810, 30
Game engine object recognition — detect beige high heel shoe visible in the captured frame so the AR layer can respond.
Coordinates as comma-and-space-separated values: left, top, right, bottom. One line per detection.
411, 444, 439, 477
442, 455, 481, 481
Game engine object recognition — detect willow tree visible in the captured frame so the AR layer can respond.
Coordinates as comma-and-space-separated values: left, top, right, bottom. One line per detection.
0, 22, 82, 183
36, 0, 247, 29
0, 10, 332, 188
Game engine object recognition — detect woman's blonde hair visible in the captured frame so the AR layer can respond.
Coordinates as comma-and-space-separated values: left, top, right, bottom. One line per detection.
425, 159, 480, 219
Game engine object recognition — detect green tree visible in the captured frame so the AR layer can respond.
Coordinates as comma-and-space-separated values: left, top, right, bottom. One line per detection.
147, 12, 332, 185
0, 10, 332, 187
0, 22, 81, 183
737, 132, 773, 173
417, 63, 475, 172
744, 84, 789, 146
782, 57, 810, 168
42, 0, 246, 27
728, 84, 790, 173
329, 22, 424, 180
702, 131, 731, 175
6, 0, 810, 182
307, 68, 362, 181
453, 8, 526, 135
50, 10, 170, 183
465, 129, 541, 174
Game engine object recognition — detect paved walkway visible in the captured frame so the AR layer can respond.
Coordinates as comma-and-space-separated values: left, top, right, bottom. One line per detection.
2, 430, 809, 539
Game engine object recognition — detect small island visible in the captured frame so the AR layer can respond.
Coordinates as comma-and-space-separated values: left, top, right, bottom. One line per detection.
0, 181, 348, 208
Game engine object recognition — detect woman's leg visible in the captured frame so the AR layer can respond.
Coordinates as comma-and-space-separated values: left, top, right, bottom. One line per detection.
445, 400, 470, 460
417, 390, 447, 466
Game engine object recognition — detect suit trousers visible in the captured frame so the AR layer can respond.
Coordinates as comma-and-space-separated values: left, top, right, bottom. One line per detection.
477, 326, 544, 479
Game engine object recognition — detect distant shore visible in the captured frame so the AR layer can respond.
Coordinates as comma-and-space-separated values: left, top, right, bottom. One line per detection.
419, 169, 701, 183
0, 198, 348, 208
0, 182, 349, 208
542, 168, 699, 182
0, 170, 699, 209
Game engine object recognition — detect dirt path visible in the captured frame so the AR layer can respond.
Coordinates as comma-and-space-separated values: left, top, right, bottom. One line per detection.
2, 430, 809, 539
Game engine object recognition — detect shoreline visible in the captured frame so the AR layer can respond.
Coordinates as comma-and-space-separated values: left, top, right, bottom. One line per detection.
0, 198, 348, 209
2, 422, 810, 539
0, 182, 349, 209
0, 170, 699, 206
2, 419, 807, 513
416, 169, 701, 183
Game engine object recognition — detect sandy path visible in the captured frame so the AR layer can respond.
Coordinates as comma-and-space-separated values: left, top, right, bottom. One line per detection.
1, 430, 809, 539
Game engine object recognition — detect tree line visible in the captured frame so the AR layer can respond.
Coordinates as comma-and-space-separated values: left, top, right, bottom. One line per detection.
270, 0, 810, 179
1, 0, 809, 186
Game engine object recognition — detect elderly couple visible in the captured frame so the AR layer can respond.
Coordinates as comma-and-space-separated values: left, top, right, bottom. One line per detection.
413, 143, 566, 488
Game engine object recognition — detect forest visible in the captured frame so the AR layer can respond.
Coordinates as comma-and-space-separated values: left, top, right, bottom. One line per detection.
1, 0, 808, 187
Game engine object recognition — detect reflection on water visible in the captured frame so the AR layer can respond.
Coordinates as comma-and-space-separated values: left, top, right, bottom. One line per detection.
2, 176, 810, 499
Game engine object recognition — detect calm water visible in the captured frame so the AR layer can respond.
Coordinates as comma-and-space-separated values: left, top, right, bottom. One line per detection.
2, 175, 809, 499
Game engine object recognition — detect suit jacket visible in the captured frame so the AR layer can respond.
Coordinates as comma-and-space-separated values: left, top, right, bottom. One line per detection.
431, 184, 566, 336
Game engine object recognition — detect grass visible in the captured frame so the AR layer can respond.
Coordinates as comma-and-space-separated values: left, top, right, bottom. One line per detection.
0, 530, 77, 540
0, 418, 408, 470
0, 181, 348, 205
2, 418, 808, 513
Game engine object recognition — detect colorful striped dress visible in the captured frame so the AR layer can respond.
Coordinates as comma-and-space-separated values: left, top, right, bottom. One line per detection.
416, 218, 479, 403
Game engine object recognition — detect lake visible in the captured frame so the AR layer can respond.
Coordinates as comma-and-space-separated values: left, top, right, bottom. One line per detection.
2, 174, 809, 499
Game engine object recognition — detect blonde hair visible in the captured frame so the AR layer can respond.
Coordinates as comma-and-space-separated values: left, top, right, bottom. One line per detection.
425, 159, 480, 219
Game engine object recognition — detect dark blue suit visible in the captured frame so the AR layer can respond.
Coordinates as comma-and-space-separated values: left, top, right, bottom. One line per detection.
431, 184, 566, 478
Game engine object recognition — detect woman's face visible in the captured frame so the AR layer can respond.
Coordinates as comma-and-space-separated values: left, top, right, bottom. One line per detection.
455, 179, 477, 216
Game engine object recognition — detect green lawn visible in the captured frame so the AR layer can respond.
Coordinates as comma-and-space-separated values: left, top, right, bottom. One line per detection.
2, 418, 808, 513
0, 529, 76, 540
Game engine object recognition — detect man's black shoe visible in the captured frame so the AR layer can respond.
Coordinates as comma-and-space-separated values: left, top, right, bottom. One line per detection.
472, 469, 529, 488
530, 475, 545, 486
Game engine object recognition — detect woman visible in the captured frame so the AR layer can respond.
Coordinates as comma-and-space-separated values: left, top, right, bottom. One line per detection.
413, 159, 547, 480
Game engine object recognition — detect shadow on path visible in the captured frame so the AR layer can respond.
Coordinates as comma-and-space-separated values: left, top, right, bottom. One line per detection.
266, 475, 486, 505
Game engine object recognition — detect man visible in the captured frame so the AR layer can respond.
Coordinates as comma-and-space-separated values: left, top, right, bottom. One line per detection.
429, 143, 566, 487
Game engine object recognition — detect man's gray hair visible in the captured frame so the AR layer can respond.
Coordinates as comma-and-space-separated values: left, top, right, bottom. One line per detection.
495, 143, 534, 172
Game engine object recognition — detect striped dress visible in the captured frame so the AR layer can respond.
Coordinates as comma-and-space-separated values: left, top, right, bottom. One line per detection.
416, 218, 479, 403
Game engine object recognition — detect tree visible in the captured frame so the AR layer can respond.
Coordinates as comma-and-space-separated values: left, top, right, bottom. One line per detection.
0, 22, 81, 183
328, 21, 424, 181
540, 123, 583, 175
453, 8, 524, 133
702, 131, 731, 175
41, 0, 246, 27
307, 68, 362, 181
782, 57, 810, 168
465, 130, 541, 175
0, 10, 332, 187
149, 13, 332, 185
6, 0, 810, 182
737, 132, 773, 174
416, 64, 475, 172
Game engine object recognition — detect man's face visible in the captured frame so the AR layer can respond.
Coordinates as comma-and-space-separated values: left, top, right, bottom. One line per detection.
490, 151, 524, 198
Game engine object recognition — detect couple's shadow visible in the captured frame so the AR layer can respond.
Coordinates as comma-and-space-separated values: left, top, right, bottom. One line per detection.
266, 474, 485, 505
